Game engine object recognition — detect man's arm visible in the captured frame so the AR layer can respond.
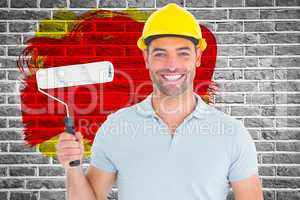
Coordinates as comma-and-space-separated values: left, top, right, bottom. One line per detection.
86, 166, 117, 200
231, 175, 264, 200
57, 132, 116, 200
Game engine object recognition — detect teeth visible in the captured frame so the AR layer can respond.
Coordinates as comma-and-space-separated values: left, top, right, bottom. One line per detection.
163, 74, 183, 81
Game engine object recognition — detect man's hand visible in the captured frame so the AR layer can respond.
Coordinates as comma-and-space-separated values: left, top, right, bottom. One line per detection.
56, 131, 84, 170
231, 175, 264, 200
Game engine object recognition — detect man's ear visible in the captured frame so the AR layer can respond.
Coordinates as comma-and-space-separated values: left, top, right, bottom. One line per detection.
195, 48, 202, 68
143, 50, 149, 69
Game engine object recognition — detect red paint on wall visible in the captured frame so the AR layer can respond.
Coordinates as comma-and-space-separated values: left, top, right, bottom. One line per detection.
18, 10, 217, 146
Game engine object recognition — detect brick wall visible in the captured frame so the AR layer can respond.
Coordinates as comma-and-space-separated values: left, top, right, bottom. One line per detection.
0, 0, 299, 200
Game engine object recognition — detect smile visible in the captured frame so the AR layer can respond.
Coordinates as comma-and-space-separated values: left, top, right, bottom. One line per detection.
162, 74, 184, 81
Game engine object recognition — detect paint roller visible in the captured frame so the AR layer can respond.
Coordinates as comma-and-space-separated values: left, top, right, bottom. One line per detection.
36, 61, 114, 167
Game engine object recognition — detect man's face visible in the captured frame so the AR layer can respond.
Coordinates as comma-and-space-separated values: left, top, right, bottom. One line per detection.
143, 37, 201, 97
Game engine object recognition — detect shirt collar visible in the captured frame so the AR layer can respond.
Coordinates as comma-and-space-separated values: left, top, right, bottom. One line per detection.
135, 92, 209, 119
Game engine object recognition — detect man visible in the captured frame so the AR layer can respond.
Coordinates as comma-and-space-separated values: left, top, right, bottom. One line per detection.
56, 3, 264, 200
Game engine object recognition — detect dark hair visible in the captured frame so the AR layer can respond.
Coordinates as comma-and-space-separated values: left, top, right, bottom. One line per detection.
144, 34, 199, 47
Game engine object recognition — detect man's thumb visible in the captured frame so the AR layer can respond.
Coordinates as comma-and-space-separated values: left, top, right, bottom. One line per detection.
75, 131, 83, 142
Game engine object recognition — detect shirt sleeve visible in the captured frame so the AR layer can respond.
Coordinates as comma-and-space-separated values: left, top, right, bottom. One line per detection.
228, 120, 259, 182
90, 119, 117, 173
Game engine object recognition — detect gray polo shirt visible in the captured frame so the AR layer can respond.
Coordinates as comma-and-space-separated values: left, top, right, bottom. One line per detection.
91, 93, 259, 200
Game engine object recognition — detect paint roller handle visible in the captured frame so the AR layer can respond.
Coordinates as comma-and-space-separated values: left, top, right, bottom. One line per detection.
64, 117, 81, 167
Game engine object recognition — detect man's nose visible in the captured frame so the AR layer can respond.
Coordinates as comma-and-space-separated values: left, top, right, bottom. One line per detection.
166, 55, 177, 71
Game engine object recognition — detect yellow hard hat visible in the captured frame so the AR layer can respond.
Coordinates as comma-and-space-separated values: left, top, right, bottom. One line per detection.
137, 3, 207, 52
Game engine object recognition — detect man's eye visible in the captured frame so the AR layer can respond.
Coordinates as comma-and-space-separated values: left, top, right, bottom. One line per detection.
179, 52, 190, 56
154, 53, 165, 57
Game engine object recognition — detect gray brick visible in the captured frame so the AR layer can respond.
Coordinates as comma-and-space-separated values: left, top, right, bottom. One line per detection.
260, 9, 300, 19
215, 22, 243, 32
262, 153, 300, 164
0, 167, 7, 176
275, 21, 300, 31
213, 69, 243, 80
215, 94, 244, 104
0, 10, 51, 20
229, 9, 259, 19
191, 10, 227, 20
128, 0, 154, 7
0, 95, 5, 104
275, 45, 300, 56
185, 0, 213, 7
219, 81, 258, 92
246, 0, 273, 6
261, 106, 300, 116
276, 118, 300, 127
98, 0, 126, 8
263, 190, 275, 200
246, 93, 275, 104
10, 191, 38, 200
215, 57, 228, 68
259, 81, 300, 92
40, 0, 67, 8
0, 118, 6, 128
0, 22, 7, 32
263, 178, 300, 188
0, 35, 21, 45
0, 70, 5, 80
7, 69, 23, 80
261, 130, 300, 140
157, 0, 184, 7
0, 58, 18, 69
276, 191, 300, 200
286, 94, 300, 103
0, 154, 49, 164
260, 33, 299, 44
249, 129, 260, 140
11, 0, 37, 8
244, 69, 274, 80
276, 142, 300, 152
244, 118, 274, 127
70, 0, 96, 7
217, 46, 243, 56
0, 130, 23, 140
26, 178, 65, 189
0, 143, 7, 152
275, 69, 300, 80
276, 0, 300, 6
0, 179, 24, 189
216, 0, 243, 7
9, 166, 36, 176
0, 46, 6, 56
217, 33, 258, 44
277, 166, 300, 176
231, 106, 260, 116
0, 0, 8, 7
9, 142, 37, 152
0, 192, 7, 200
259, 57, 300, 68
259, 166, 275, 176
40, 191, 65, 200
230, 58, 258, 68
8, 119, 24, 128
245, 22, 274, 32
245, 45, 273, 56
9, 22, 36, 32
0, 106, 21, 116
0, 82, 16, 93
39, 166, 65, 176
256, 142, 275, 151
274, 93, 300, 104
8, 95, 20, 104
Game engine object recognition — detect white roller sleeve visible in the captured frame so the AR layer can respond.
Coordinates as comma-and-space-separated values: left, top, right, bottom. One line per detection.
36, 61, 114, 89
